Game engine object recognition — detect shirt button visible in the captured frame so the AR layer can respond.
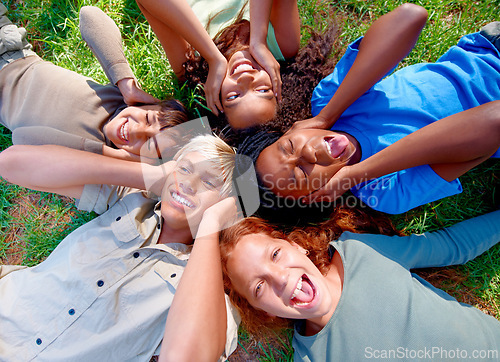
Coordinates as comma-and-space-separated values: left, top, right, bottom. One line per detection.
133, 252, 140, 258
116, 216, 121, 221
68, 308, 75, 315
170, 273, 176, 278
97, 280, 104, 287
36, 338, 42, 345
157, 223, 161, 229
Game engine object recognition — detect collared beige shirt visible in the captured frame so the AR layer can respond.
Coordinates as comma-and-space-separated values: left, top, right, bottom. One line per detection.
0, 184, 238, 361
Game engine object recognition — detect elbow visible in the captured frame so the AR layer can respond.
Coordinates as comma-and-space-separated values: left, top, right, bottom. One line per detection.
399, 3, 428, 29
78, 6, 102, 40
0, 146, 19, 183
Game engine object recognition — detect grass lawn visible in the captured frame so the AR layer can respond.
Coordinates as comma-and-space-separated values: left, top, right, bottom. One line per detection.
0, 0, 499, 360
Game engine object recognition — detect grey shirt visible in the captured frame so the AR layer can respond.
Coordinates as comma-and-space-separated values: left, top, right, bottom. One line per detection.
293, 210, 500, 361
0, 6, 134, 154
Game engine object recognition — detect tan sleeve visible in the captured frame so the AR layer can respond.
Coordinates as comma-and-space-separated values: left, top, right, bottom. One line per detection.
0, 265, 28, 279
79, 6, 136, 85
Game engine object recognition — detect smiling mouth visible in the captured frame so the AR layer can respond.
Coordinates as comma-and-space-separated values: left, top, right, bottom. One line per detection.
170, 191, 195, 209
290, 274, 316, 307
119, 121, 129, 142
231, 60, 255, 76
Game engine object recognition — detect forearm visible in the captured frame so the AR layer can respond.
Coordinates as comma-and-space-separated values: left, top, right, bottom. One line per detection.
410, 210, 500, 268
346, 101, 500, 185
249, 0, 272, 47
0, 145, 151, 198
317, 3, 428, 128
79, 6, 135, 85
160, 221, 227, 361
136, 0, 224, 66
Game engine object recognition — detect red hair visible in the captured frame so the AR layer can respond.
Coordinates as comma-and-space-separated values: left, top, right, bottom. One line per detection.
220, 206, 401, 339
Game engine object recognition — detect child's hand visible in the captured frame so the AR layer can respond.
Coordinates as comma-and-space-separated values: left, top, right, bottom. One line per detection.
205, 55, 228, 115
250, 42, 281, 102
197, 197, 240, 238
289, 115, 330, 132
301, 166, 354, 204
117, 78, 159, 105
143, 160, 176, 196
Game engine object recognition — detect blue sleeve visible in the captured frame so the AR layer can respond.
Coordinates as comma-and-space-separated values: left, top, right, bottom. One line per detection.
351, 165, 462, 214
340, 210, 500, 269
311, 36, 399, 116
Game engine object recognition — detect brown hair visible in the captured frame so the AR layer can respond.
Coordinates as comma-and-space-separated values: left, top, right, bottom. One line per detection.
220, 206, 402, 339
157, 98, 189, 130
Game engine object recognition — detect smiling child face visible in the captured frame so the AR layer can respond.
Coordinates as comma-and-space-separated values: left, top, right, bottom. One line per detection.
226, 233, 334, 321
160, 151, 225, 233
221, 50, 277, 129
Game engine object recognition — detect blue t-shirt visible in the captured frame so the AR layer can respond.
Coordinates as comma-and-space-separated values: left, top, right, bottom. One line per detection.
311, 33, 500, 214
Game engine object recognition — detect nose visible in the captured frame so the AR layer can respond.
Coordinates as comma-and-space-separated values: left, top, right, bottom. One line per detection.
136, 125, 158, 140
235, 71, 256, 87
178, 174, 198, 195
131, 120, 158, 142
300, 144, 317, 164
269, 264, 288, 295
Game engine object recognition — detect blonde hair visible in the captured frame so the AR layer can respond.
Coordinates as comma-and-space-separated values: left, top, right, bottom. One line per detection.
174, 134, 236, 196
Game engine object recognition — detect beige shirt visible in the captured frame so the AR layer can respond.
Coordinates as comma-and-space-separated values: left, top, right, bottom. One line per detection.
0, 6, 133, 154
0, 184, 238, 361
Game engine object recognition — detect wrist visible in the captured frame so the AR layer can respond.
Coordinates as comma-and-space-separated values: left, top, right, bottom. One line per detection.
205, 49, 226, 66
344, 163, 368, 187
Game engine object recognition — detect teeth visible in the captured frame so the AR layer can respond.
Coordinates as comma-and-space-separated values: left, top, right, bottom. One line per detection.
233, 63, 254, 74
325, 139, 332, 155
120, 122, 129, 142
291, 278, 303, 300
171, 192, 194, 209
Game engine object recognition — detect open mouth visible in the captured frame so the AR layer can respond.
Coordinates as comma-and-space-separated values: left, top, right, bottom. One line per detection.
324, 136, 349, 159
119, 121, 129, 142
290, 274, 316, 307
231, 60, 255, 76
170, 191, 195, 209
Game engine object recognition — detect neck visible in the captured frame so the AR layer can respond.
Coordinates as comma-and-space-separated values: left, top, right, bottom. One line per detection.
157, 219, 193, 245
304, 251, 344, 336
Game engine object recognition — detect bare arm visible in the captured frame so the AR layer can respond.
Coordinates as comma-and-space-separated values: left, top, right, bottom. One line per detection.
159, 198, 238, 361
293, 3, 428, 130
0, 145, 164, 199
135, 0, 227, 114
249, 0, 300, 101
306, 101, 500, 202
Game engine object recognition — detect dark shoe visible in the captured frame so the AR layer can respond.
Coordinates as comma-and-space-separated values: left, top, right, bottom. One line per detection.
480, 21, 500, 51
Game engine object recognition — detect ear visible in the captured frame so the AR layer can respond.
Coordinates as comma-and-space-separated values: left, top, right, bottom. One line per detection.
290, 241, 308, 255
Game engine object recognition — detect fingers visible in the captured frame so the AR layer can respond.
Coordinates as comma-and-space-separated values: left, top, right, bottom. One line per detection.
205, 88, 220, 116
272, 70, 282, 103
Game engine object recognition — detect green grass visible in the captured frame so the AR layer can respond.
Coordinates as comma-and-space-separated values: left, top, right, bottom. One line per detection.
0, 0, 499, 360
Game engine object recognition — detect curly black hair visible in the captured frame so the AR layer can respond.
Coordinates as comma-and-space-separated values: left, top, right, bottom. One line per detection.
182, 4, 340, 140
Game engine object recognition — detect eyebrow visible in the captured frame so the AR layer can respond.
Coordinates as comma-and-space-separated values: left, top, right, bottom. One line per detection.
192, 160, 224, 183
179, 158, 194, 168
